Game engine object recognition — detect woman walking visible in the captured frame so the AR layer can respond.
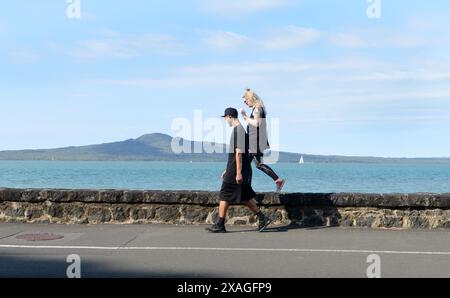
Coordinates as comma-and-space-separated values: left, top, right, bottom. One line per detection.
240, 88, 286, 192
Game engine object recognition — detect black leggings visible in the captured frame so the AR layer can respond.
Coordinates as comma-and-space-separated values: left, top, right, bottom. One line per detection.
251, 154, 279, 181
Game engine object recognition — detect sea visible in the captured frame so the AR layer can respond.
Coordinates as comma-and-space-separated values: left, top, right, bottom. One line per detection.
0, 160, 449, 193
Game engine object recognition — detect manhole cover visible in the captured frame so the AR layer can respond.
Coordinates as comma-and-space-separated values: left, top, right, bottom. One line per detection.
16, 233, 64, 242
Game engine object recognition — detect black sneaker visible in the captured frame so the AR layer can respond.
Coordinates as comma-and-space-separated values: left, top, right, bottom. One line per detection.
206, 224, 227, 233
258, 216, 272, 232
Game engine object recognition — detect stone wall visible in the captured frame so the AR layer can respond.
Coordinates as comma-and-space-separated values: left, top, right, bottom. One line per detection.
0, 188, 449, 229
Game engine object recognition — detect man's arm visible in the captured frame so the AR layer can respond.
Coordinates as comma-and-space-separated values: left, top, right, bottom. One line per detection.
235, 148, 243, 184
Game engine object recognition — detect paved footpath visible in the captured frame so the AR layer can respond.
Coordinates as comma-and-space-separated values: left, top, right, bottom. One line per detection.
0, 223, 449, 278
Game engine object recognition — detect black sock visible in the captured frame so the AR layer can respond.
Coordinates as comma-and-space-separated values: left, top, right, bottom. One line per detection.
217, 217, 225, 227
256, 211, 265, 220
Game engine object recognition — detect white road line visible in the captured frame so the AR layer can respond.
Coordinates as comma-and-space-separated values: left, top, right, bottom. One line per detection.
0, 245, 450, 256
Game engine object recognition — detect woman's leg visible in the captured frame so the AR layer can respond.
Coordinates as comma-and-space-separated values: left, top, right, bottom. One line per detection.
253, 154, 279, 181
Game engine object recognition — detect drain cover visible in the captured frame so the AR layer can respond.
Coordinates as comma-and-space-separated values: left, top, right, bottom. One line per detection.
16, 233, 64, 241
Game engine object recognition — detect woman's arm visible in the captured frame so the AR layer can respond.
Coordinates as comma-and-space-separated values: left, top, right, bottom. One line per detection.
241, 108, 262, 128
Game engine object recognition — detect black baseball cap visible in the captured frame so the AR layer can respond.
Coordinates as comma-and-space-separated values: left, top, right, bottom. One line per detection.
221, 107, 238, 118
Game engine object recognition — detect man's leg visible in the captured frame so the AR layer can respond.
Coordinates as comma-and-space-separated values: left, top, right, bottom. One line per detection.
243, 199, 260, 213
218, 200, 230, 226
244, 199, 271, 232
206, 200, 229, 233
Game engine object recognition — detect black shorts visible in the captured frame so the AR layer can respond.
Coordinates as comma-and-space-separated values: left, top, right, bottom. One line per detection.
220, 182, 256, 203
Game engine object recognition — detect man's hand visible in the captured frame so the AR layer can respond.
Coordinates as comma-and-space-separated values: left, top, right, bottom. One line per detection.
240, 108, 247, 118
236, 173, 243, 184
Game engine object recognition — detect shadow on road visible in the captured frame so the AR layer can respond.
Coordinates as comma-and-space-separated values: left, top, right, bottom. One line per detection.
225, 223, 334, 234
221, 193, 340, 234
0, 255, 224, 278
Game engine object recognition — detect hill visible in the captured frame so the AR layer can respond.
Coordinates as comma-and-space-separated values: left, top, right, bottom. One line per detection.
0, 133, 449, 164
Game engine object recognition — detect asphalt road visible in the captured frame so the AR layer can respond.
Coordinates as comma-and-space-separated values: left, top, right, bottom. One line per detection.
0, 223, 449, 278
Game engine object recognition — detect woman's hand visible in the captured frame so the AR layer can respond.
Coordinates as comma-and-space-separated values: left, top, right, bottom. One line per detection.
240, 108, 247, 119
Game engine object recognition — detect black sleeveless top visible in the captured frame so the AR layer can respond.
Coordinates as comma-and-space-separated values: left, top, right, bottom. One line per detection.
247, 107, 270, 155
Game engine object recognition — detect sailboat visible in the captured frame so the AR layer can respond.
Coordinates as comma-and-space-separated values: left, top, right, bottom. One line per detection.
299, 156, 304, 164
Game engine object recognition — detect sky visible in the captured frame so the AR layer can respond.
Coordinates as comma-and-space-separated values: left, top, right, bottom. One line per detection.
0, 0, 449, 157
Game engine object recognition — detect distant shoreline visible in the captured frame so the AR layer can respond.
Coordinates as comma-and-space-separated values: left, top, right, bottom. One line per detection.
1, 133, 449, 164
1, 159, 450, 165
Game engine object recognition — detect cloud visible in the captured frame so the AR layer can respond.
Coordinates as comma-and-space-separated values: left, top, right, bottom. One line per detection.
328, 30, 426, 49
201, 30, 250, 50
95, 57, 450, 129
328, 33, 367, 49
56, 30, 184, 60
260, 26, 321, 50
200, 0, 288, 17
201, 25, 426, 52
80, 11, 102, 22
341, 71, 450, 82
201, 26, 321, 51
96, 58, 450, 91
8, 47, 39, 64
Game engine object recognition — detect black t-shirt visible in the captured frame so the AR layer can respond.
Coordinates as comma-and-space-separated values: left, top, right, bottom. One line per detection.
223, 124, 253, 185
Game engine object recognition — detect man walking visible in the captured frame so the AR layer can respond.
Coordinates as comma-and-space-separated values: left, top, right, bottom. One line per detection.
206, 107, 271, 233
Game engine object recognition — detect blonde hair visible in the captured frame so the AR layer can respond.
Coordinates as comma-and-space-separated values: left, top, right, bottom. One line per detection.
242, 88, 266, 112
